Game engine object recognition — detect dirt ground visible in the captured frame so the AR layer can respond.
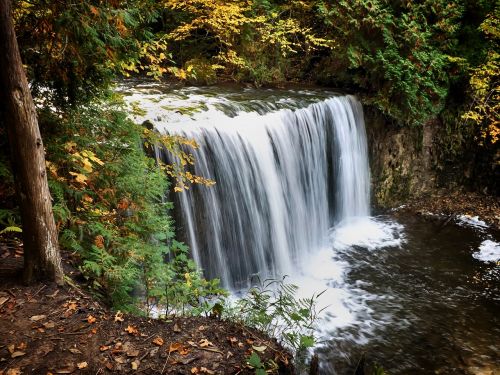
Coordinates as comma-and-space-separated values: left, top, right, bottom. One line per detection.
0, 242, 293, 375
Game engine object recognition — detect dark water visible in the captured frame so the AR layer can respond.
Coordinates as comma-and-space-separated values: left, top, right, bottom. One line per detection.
319, 215, 500, 375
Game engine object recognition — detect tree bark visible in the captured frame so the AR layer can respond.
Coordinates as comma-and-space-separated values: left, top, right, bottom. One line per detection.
0, 0, 63, 284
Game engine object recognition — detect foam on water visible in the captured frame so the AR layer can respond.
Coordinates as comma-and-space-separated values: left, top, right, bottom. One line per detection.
473, 240, 500, 263
456, 214, 489, 230
330, 216, 405, 252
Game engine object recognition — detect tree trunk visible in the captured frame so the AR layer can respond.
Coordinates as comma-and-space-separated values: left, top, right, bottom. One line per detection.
0, 0, 63, 284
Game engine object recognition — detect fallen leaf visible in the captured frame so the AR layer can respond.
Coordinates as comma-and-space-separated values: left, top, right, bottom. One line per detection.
114, 356, 127, 364
168, 342, 183, 353
43, 321, 55, 329
10, 352, 25, 358
114, 311, 124, 322
7, 344, 14, 354
126, 349, 139, 357
67, 302, 77, 310
55, 364, 75, 374
246, 339, 254, 345
187, 341, 196, 347
16, 343, 26, 350
0, 297, 9, 307
99, 345, 110, 352
191, 368, 199, 374
69, 348, 82, 355
200, 367, 215, 374
87, 315, 96, 324
124, 325, 138, 335
179, 347, 190, 356
152, 337, 164, 346
252, 345, 267, 352
173, 323, 181, 333
199, 339, 212, 348
29, 314, 46, 322
6, 368, 21, 375
131, 360, 140, 370
77, 362, 88, 369
198, 325, 205, 331
228, 337, 237, 344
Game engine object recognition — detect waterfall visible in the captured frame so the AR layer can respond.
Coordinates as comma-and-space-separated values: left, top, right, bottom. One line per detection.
154, 94, 370, 290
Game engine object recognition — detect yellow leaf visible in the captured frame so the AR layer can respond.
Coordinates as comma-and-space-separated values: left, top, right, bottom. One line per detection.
69, 172, 88, 184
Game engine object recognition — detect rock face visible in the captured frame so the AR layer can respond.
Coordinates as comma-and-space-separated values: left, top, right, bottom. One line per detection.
365, 105, 499, 208
365, 107, 439, 208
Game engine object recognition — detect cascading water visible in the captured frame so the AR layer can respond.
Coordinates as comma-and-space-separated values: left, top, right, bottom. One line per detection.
155, 95, 370, 290
121, 82, 500, 374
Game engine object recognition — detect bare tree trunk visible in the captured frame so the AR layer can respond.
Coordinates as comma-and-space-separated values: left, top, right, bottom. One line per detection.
0, 0, 63, 284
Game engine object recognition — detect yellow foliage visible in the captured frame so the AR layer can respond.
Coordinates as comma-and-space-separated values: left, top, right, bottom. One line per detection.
462, 13, 500, 145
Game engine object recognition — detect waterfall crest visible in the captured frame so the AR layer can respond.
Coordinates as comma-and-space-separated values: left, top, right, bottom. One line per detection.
156, 95, 370, 290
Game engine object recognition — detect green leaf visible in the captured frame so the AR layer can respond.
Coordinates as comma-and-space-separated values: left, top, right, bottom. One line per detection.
0, 226, 22, 235
248, 352, 262, 368
299, 335, 315, 348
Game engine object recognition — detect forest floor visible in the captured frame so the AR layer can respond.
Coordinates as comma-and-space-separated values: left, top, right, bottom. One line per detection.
0, 242, 293, 375
392, 189, 500, 230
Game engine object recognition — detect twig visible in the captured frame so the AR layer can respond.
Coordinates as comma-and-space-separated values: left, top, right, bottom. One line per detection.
141, 333, 156, 343
196, 347, 224, 355
160, 346, 171, 375
28, 284, 46, 302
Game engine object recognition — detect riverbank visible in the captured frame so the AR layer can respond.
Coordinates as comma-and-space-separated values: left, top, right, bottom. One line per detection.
0, 243, 293, 375
391, 189, 500, 230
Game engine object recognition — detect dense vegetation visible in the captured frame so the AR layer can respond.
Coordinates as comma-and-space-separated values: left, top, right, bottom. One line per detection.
0, 0, 498, 312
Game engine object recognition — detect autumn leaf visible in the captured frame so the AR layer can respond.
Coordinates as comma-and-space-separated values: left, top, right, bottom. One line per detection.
77, 362, 88, 369
16, 342, 27, 350
152, 337, 164, 346
87, 315, 97, 324
114, 311, 124, 322
10, 351, 25, 358
131, 360, 140, 370
199, 339, 213, 348
43, 321, 55, 329
168, 342, 183, 353
99, 345, 111, 352
69, 348, 82, 354
69, 171, 88, 184
125, 325, 138, 335
30, 314, 47, 321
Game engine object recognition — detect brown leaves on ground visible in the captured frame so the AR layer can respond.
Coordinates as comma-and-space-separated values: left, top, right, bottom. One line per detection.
401, 189, 500, 229
0, 279, 293, 374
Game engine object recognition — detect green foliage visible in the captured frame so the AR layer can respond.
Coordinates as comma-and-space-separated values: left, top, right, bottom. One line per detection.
38, 93, 223, 310
315, 0, 465, 126
247, 352, 271, 375
224, 277, 322, 354
13, 0, 160, 106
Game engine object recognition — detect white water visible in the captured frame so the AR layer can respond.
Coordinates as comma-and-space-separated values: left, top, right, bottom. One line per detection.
122, 83, 404, 337
473, 239, 500, 263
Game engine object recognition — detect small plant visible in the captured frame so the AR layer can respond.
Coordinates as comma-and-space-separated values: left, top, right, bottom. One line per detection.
225, 276, 324, 354
247, 352, 279, 375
